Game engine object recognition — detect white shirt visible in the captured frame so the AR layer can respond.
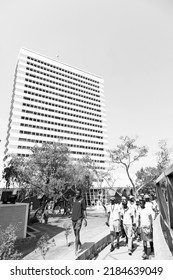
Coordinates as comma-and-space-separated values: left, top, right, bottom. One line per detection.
139, 207, 153, 227
145, 202, 155, 219
107, 203, 121, 222
121, 206, 133, 225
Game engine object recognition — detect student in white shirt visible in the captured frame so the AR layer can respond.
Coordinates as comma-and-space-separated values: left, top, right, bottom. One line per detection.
106, 195, 121, 252
120, 197, 135, 255
144, 194, 155, 220
138, 199, 154, 260
136, 198, 142, 241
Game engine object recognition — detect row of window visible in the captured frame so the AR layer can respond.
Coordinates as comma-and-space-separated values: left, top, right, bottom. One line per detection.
25, 75, 100, 100
27, 56, 100, 86
22, 109, 102, 123
22, 102, 102, 118
18, 130, 104, 144
24, 87, 101, 108
24, 82, 101, 104
16, 152, 105, 167
20, 120, 103, 134
26, 69, 100, 94
18, 138, 104, 151
21, 116, 103, 128
19, 124, 103, 139
23, 95, 101, 113
26, 65, 100, 93
17, 145, 104, 157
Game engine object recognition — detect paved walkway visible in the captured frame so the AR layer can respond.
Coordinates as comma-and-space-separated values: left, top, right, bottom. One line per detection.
96, 214, 173, 260
24, 206, 110, 260
96, 239, 147, 260
23, 207, 173, 260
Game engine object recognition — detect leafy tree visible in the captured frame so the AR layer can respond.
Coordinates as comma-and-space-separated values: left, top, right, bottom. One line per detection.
109, 136, 148, 192
135, 166, 158, 194
81, 155, 117, 191
2, 155, 26, 188
135, 139, 173, 194
3, 142, 94, 213
156, 139, 172, 174
3, 142, 71, 201
68, 157, 94, 193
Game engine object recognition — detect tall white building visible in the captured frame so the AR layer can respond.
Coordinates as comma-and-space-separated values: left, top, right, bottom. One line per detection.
4, 48, 108, 171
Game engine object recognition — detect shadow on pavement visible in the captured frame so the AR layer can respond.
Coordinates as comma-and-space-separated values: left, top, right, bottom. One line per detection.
15, 223, 65, 258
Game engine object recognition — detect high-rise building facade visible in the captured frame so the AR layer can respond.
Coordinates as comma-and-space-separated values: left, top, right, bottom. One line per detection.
5, 48, 108, 171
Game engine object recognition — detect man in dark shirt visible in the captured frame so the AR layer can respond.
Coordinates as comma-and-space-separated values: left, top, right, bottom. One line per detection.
71, 188, 87, 256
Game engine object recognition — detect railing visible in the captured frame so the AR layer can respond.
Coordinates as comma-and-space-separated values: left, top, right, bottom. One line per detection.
155, 164, 173, 254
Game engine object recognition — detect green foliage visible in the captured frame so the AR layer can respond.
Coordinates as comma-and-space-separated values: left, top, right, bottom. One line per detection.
68, 157, 94, 192
63, 222, 72, 246
0, 225, 23, 260
135, 166, 158, 194
2, 155, 26, 188
110, 136, 148, 189
135, 139, 173, 194
3, 142, 94, 211
36, 233, 56, 259
156, 139, 172, 174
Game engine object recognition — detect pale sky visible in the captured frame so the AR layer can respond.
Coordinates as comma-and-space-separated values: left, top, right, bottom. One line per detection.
1, 0, 173, 187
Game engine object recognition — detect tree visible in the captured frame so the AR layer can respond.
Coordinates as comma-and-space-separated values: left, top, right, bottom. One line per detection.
68, 157, 94, 193
2, 142, 94, 213
135, 139, 173, 194
3, 142, 71, 196
156, 139, 172, 174
3, 142, 73, 212
135, 166, 158, 194
109, 136, 148, 192
2, 155, 26, 188
61, 157, 94, 214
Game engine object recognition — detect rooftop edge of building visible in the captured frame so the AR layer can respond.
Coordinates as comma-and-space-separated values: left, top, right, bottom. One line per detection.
19, 47, 104, 82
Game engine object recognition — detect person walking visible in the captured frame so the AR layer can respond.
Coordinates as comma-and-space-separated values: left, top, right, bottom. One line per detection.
138, 198, 154, 260
119, 196, 128, 242
120, 196, 135, 255
71, 188, 87, 256
136, 197, 142, 241
106, 195, 121, 252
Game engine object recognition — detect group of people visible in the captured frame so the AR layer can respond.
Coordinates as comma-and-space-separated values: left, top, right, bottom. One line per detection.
106, 193, 159, 259
70, 188, 159, 259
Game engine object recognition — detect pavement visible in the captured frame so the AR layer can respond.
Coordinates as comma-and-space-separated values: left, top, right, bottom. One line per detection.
96, 238, 147, 260
23, 207, 173, 260
24, 206, 110, 260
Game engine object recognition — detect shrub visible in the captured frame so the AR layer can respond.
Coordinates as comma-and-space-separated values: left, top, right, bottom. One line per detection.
63, 222, 72, 246
0, 225, 23, 260
36, 233, 56, 259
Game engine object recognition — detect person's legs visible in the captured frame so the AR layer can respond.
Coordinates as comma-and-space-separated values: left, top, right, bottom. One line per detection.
142, 240, 149, 259
75, 228, 80, 254
110, 223, 115, 251
73, 219, 82, 255
113, 220, 120, 249
110, 232, 115, 251
123, 224, 128, 245
121, 219, 126, 238
143, 240, 147, 254
127, 225, 133, 255
116, 232, 120, 248
150, 241, 154, 256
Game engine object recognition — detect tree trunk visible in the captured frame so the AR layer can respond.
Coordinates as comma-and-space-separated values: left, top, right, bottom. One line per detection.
126, 166, 135, 193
